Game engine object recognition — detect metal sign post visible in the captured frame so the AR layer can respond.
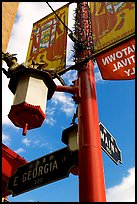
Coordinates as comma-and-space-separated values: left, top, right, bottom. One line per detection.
75, 3, 106, 202
100, 122, 122, 164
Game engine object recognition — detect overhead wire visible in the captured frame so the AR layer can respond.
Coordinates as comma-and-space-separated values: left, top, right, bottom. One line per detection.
45, 2, 95, 77
45, 2, 79, 43
45, 2, 72, 33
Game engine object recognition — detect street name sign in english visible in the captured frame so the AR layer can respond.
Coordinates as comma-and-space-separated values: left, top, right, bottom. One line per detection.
62, 123, 122, 165
99, 122, 122, 165
8, 147, 78, 196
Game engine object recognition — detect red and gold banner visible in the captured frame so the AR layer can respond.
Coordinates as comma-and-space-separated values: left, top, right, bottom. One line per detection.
26, 4, 69, 73
90, 2, 135, 53
96, 37, 135, 80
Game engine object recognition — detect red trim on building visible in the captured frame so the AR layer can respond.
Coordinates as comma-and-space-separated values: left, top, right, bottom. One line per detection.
2, 143, 28, 197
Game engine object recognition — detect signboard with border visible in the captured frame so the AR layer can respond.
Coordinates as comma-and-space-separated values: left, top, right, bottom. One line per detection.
26, 4, 69, 74
90, 2, 135, 54
99, 122, 122, 165
8, 147, 78, 196
96, 37, 135, 80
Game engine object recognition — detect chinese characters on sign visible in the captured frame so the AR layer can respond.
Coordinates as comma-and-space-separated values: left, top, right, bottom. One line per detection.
26, 4, 69, 73
90, 2, 135, 53
8, 147, 78, 196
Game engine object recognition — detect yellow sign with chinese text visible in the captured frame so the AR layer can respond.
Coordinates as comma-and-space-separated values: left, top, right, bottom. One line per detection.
90, 2, 135, 53
26, 4, 69, 73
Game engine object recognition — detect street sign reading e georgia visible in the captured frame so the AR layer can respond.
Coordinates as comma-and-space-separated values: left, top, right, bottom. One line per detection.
99, 122, 122, 165
8, 147, 78, 196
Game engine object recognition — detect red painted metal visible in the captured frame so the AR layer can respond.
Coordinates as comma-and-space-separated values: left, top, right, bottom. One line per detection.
78, 60, 106, 202
2, 143, 28, 197
56, 85, 78, 95
75, 2, 106, 202
8, 102, 46, 136
23, 123, 28, 136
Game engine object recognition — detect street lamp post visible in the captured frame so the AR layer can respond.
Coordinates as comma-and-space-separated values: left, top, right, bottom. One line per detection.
75, 2, 106, 202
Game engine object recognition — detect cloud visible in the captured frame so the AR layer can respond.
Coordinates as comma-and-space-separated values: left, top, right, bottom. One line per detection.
95, 70, 103, 83
27, 200, 35, 202
52, 92, 76, 117
62, 70, 77, 85
45, 90, 76, 124
21, 137, 53, 151
45, 106, 56, 126
94, 61, 103, 83
2, 74, 15, 126
2, 132, 11, 146
45, 117, 56, 126
15, 147, 26, 154
40, 142, 54, 152
106, 167, 135, 202
33, 140, 40, 146
22, 138, 32, 146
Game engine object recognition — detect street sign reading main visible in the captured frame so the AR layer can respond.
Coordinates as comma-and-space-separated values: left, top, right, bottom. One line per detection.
99, 122, 122, 165
8, 147, 78, 196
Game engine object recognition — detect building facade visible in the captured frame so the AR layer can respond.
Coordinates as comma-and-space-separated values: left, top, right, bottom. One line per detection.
2, 2, 19, 52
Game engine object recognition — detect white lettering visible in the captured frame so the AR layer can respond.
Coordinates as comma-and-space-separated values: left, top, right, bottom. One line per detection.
131, 67, 135, 75
113, 61, 124, 72
102, 57, 109, 65
108, 139, 110, 149
107, 54, 116, 62
106, 146, 112, 154
22, 173, 27, 182
116, 51, 123, 58
112, 54, 135, 72
127, 46, 135, 54
105, 137, 108, 146
117, 61, 124, 69
113, 63, 118, 72
100, 131, 105, 141
50, 162, 52, 171
21, 160, 59, 183
13, 176, 18, 186
127, 58, 132, 65
121, 47, 128, 55
111, 143, 115, 153
44, 164, 49, 173
124, 67, 135, 76
38, 166, 43, 176
32, 168, 37, 178
124, 69, 130, 76
129, 55, 135, 63
101, 44, 135, 67
132, 44, 135, 51
102, 54, 116, 65
52, 160, 58, 170
28, 170, 32, 180
120, 58, 128, 66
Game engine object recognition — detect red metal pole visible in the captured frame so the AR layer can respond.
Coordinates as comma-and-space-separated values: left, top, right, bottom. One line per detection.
75, 2, 106, 202
78, 60, 106, 202
56, 85, 78, 95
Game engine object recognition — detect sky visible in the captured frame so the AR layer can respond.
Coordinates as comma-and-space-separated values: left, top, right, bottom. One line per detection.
2, 2, 135, 202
